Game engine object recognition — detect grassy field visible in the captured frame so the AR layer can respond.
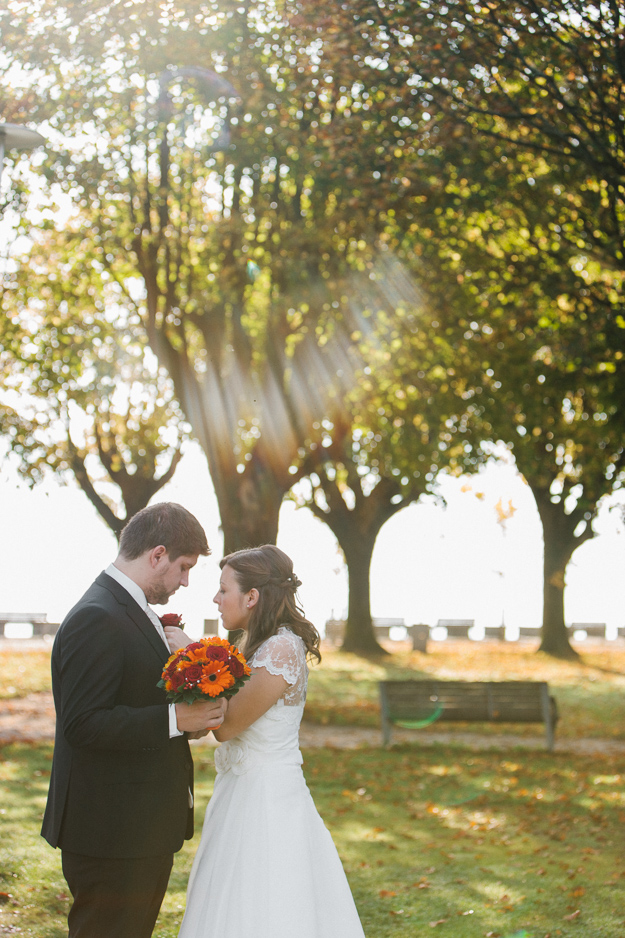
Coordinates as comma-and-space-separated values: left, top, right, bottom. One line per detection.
1, 740, 624, 937
2, 641, 625, 935
304, 641, 625, 740
4, 639, 625, 741
0, 647, 53, 700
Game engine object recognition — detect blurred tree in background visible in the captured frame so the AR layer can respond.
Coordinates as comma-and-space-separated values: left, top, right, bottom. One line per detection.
1, 0, 623, 656
0, 265, 187, 539
290, 0, 625, 657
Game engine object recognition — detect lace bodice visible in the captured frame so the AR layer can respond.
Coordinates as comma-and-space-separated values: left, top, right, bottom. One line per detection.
214, 628, 308, 776
250, 626, 308, 707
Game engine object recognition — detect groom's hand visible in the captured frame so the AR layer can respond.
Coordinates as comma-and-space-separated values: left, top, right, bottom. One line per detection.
175, 697, 228, 733
186, 728, 211, 740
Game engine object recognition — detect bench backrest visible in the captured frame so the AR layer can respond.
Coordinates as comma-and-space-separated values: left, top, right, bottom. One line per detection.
380, 679, 551, 723
0, 613, 49, 626
569, 623, 606, 637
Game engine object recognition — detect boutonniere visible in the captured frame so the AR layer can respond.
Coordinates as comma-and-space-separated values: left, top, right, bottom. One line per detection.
159, 613, 184, 628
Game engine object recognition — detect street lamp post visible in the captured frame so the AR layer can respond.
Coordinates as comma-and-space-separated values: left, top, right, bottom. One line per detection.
0, 122, 45, 184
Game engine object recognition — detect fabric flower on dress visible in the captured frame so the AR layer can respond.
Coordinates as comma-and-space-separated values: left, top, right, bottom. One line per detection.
214, 739, 251, 776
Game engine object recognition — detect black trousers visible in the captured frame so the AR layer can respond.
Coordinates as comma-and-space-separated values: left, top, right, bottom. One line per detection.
61, 850, 174, 938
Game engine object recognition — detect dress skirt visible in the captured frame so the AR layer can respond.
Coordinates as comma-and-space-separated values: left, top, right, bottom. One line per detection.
178, 752, 365, 938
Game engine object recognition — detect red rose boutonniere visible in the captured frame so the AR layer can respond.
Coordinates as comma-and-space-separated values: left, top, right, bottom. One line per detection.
159, 613, 184, 629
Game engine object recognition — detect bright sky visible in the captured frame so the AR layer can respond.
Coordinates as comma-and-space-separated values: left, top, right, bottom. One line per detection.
2, 441, 624, 641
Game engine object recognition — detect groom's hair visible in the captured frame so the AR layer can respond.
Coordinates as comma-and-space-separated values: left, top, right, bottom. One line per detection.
118, 502, 210, 560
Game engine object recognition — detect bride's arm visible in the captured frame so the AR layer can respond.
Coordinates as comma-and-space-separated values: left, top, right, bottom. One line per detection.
213, 667, 288, 742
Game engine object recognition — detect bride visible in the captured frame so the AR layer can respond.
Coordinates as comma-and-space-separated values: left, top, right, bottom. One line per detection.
164, 544, 366, 938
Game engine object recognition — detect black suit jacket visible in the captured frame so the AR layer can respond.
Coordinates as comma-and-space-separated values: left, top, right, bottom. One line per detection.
41, 572, 194, 859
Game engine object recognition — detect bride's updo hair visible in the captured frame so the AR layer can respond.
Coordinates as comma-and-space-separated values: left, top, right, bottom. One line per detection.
220, 544, 321, 664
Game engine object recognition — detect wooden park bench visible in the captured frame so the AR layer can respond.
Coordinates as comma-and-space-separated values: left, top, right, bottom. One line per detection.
517, 626, 542, 641
379, 679, 558, 750
483, 626, 506, 641
569, 623, 606, 640
0, 613, 60, 639
324, 618, 416, 647
372, 618, 406, 639
436, 619, 474, 639
324, 618, 345, 645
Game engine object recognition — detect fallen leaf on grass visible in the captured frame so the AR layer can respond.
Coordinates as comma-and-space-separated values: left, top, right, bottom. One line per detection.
485, 932, 501, 937
0, 893, 12, 904
429, 920, 448, 927
379, 890, 396, 898
563, 910, 581, 921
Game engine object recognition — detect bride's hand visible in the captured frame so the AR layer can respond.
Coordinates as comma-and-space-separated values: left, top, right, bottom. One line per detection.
164, 626, 192, 653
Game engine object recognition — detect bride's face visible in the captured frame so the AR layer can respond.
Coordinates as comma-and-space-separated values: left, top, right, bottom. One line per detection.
213, 564, 253, 632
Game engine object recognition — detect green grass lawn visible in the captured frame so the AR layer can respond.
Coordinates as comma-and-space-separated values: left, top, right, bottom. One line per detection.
1, 741, 624, 937
4, 639, 625, 741
0, 647, 53, 699
304, 641, 625, 740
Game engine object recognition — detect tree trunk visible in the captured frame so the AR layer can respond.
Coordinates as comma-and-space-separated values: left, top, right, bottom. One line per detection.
539, 529, 576, 658
341, 534, 385, 655
304, 469, 410, 656
218, 461, 285, 555
534, 495, 593, 659
159, 351, 291, 554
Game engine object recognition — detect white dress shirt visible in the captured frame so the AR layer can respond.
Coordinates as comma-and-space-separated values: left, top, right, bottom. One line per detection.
105, 563, 182, 738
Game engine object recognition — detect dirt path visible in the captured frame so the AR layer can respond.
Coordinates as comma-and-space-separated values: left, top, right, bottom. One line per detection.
3, 691, 625, 755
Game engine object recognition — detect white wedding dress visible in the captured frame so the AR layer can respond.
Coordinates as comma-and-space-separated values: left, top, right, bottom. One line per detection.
178, 627, 366, 938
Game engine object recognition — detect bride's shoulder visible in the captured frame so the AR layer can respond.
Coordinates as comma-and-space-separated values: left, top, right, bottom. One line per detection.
252, 627, 307, 681
257, 626, 305, 656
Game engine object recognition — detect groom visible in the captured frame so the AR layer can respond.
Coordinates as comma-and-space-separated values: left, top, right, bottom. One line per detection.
41, 502, 227, 938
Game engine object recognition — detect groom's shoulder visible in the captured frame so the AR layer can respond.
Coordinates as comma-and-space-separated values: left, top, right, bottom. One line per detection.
63, 572, 125, 622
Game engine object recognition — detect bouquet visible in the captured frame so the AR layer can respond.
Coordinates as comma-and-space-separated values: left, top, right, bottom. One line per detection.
158, 634, 252, 704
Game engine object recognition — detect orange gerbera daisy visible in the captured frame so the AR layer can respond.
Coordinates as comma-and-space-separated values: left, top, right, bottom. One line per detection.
185, 646, 210, 664
204, 636, 229, 649
198, 660, 236, 697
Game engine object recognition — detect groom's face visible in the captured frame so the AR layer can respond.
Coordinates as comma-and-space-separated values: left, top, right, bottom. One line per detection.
145, 551, 199, 606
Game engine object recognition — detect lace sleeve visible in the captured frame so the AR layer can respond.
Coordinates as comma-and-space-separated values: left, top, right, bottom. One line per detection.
251, 628, 306, 685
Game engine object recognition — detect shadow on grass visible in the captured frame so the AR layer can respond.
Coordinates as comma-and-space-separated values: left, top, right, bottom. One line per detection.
4, 741, 625, 937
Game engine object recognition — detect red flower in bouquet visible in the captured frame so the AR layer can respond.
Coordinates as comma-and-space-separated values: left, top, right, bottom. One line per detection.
157, 636, 251, 704
228, 655, 246, 678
